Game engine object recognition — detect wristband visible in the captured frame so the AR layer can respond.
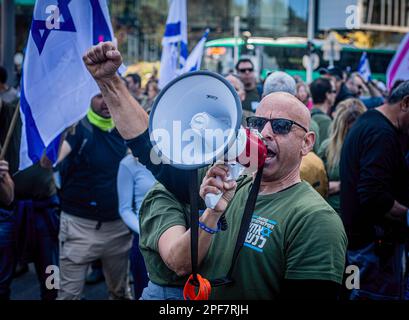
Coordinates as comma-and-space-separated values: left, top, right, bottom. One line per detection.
198, 221, 221, 234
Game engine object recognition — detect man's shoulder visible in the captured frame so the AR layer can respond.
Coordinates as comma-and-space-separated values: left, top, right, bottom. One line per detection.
142, 182, 182, 207
287, 182, 339, 218
311, 109, 331, 121
347, 111, 397, 145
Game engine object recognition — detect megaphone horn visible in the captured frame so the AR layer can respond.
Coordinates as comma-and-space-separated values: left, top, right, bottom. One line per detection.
149, 71, 243, 169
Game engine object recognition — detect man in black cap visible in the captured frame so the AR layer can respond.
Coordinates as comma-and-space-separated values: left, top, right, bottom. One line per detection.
319, 67, 354, 115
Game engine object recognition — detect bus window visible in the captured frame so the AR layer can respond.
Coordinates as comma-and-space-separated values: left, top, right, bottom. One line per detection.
262, 46, 307, 71
203, 46, 234, 74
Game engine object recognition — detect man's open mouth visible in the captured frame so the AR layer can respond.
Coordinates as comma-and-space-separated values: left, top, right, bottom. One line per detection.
266, 148, 277, 160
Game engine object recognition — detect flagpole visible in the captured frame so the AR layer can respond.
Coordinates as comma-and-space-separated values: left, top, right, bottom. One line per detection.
0, 101, 20, 160
177, 40, 181, 71
306, 0, 315, 84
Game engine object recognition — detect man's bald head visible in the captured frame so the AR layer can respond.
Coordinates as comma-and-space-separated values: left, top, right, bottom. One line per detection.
256, 92, 311, 131
225, 74, 246, 102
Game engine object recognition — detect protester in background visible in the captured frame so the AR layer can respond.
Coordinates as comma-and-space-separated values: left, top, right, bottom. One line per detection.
262, 71, 296, 97
346, 72, 384, 109
225, 74, 246, 101
1, 99, 60, 300
117, 153, 156, 299
340, 81, 409, 300
318, 99, 366, 214
56, 93, 131, 300
236, 58, 261, 112
125, 73, 147, 107
225, 74, 248, 125
296, 81, 313, 110
319, 66, 354, 115
0, 159, 15, 300
310, 78, 336, 147
143, 80, 160, 114
0, 66, 18, 105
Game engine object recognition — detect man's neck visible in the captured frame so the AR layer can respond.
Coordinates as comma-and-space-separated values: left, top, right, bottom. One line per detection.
245, 82, 256, 91
258, 168, 301, 195
376, 104, 399, 128
313, 103, 330, 114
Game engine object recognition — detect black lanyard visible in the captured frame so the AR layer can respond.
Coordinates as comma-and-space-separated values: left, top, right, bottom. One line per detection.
188, 166, 264, 287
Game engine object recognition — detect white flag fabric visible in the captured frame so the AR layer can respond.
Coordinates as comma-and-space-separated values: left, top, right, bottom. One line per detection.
183, 29, 210, 73
158, 0, 188, 89
387, 33, 409, 89
358, 52, 372, 82
19, 0, 115, 170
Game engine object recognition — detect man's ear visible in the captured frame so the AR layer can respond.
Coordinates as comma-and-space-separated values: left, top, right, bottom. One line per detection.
301, 131, 315, 156
401, 95, 409, 112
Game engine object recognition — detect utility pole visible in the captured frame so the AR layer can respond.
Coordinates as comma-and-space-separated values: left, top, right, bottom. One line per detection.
306, 0, 315, 84
0, 0, 16, 86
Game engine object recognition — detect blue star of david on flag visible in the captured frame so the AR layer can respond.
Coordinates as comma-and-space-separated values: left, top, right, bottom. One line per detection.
19, 0, 117, 170
31, 0, 76, 55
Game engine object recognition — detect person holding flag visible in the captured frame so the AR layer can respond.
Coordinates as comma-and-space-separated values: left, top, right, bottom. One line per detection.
3, 0, 121, 300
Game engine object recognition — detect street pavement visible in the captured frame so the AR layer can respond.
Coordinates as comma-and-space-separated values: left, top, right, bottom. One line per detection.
10, 263, 108, 300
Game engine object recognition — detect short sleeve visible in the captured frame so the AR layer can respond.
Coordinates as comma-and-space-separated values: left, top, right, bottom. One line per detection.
139, 185, 189, 252
284, 209, 347, 284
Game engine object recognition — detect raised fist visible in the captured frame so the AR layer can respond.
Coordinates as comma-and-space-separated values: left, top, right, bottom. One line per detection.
83, 42, 122, 81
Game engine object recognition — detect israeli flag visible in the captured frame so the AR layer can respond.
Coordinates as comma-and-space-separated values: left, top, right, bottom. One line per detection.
358, 52, 372, 82
19, 0, 115, 170
183, 29, 210, 72
387, 33, 409, 89
158, 0, 188, 89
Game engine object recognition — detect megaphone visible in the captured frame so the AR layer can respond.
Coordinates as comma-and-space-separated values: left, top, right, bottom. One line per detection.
149, 71, 267, 208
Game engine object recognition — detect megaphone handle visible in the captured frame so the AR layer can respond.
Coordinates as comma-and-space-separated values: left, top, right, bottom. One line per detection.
204, 163, 244, 209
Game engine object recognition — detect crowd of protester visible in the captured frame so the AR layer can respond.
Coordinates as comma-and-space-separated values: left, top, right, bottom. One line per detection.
0, 40, 409, 300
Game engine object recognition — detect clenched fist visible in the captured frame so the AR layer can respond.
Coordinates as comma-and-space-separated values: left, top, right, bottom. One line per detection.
199, 164, 237, 213
83, 42, 122, 81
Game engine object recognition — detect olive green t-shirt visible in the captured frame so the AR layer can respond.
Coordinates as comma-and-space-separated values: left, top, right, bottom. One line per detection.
200, 180, 347, 300
139, 182, 191, 286
311, 108, 332, 149
139, 175, 347, 299
318, 138, 341, 214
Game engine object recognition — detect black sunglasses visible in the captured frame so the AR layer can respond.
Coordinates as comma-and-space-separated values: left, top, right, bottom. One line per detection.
238, 68, 254, 73
246, 116, 308, 135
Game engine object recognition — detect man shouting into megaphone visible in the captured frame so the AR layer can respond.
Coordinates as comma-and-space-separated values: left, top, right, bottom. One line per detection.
83, 42, 347, 300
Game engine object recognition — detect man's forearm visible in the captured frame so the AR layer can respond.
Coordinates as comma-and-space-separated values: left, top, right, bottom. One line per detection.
97, 74, 149, 139
166, 209, 222, 276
